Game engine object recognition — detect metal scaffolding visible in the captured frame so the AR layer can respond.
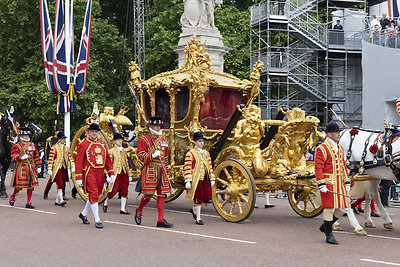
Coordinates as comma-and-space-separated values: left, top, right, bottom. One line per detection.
133, 0, 146, 77
250, 0, 366, 127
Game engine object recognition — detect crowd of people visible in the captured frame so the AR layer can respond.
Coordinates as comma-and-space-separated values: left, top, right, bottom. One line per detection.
366, 13, 400, 48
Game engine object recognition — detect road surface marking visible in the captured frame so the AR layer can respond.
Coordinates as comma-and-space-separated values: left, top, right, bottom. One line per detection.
335, 230, 400, 241
128, 204, 252, 222
360, 259, 400, 266
128, 204, 222, 219
105, 220, 256, 244
0, 204, 57, 215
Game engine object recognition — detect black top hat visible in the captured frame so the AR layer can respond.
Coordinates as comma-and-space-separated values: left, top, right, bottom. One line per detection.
57, 131, 67, 139
325, 122, 341, 133
113, 132, 124, 140
88, 123, 101, 131
18, 127, 32, 135
55, 125, 63, 132
193, 132, 204, 141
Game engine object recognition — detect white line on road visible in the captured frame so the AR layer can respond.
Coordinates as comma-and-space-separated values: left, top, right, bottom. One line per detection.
360, 259, 400, 266
334, 230, 400, 241
0, 204, 57, 215
127, 204, 221, 219
105, 220, 256, 244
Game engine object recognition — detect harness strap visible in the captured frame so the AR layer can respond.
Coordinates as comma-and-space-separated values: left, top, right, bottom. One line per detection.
346, 129, 356, 166
359, 132, 375, 174
372, 133, 381, 165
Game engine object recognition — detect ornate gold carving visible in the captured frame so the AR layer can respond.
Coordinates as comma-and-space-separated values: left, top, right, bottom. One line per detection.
237, 61, 264, 107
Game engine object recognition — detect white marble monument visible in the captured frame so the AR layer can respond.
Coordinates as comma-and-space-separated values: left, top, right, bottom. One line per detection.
172, 0, 230, 72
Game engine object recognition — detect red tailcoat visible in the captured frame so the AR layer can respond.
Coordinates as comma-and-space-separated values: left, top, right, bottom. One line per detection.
75, 138, 114, 204
137, 134, 170, 195
315, 139, 350, 209
11, 141, 42, 188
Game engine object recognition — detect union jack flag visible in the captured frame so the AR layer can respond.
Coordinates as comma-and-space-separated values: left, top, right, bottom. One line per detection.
53, 0, 74, 95
40, 0, 57, 95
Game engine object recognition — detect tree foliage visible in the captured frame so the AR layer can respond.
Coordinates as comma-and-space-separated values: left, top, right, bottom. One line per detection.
0, 0, 251, 142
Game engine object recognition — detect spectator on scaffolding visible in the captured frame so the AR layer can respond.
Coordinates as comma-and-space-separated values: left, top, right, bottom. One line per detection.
380, 13, 390, 32
274, 42, 284, 68
370, 15, 381, 31
372, 24, 380, 45
333, 19, 343, 30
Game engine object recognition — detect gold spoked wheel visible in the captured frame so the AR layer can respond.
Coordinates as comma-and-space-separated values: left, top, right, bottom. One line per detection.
212, 159, 256, 223
153, 187, 184, 203
288, 186, 323, 218
71, 124, 113, 203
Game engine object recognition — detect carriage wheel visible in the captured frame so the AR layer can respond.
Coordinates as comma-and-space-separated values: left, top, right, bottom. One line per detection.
153, 187, 184, 203
288, 186, 323, 218
212, 159, 256, 223
71, 124, 113, 203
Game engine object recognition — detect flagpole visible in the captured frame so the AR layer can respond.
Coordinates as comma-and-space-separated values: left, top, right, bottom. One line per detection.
65, 0, 71, 146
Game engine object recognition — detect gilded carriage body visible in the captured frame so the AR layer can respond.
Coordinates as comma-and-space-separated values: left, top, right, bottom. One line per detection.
129, 35, 325, 222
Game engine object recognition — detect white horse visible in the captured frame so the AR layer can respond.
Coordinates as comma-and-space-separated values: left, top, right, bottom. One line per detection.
337, 126, 399, 232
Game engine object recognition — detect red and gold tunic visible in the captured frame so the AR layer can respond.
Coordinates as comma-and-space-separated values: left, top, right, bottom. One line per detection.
137, 134, 170, 195
48, 142, 75, 183
75, 138, 114, 204
11, 141, 42, 188
315, 139, 350, 209
184, 148, 215, 201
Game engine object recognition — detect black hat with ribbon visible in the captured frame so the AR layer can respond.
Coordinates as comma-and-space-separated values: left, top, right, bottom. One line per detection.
113, 132, 124, 140
18, 127, 32, 135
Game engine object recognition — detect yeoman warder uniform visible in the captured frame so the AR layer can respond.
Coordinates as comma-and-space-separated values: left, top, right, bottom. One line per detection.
9, 128, 42, 208
135, 116, 173, 228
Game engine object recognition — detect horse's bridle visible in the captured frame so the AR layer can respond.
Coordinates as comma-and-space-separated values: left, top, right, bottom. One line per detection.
345, 127, 400, 181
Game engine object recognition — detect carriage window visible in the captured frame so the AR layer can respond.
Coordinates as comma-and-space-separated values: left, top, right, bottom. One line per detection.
155, 89, 171, 128
176, 87, 189, 121
199, 87, 247, 130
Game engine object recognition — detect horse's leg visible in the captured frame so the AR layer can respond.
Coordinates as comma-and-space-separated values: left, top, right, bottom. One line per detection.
364, 193, 375, 228
0, 166, 7, 198
371, 180, 394, 229
345, 207, 367, 235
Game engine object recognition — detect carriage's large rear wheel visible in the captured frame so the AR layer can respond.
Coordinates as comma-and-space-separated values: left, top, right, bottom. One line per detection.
288, 186, 323, 218
71, 125, 113, 203
212, 159, 256, 223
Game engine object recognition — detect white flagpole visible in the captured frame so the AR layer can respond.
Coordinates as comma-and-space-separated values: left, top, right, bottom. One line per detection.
65, 0, 71, 145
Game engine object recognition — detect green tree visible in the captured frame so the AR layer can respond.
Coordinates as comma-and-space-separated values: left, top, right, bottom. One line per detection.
0, 0, 132, 142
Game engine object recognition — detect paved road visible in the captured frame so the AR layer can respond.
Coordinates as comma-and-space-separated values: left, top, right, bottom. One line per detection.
1, 174, 399, 266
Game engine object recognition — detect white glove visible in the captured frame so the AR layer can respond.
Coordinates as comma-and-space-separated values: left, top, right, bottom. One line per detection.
152, 150, 161, 159
320, 186, 328, 193
129, 177, 133, 182
37, 168, 41, 174
21, 154, 29, 160
48, 170, 52, 176
185, 181, 191, 189
76, 180, 83, 187
346, 185, 351, 194
71, 167, 75, 173
106, 176, 113, 183
110, 175, 116, 183
211, 180, 215, 187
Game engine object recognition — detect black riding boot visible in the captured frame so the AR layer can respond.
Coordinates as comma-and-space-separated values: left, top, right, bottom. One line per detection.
43, 181, 53, 199
324, 220, 338, 245
319, 215, 339, 233
0, 181, 7, 198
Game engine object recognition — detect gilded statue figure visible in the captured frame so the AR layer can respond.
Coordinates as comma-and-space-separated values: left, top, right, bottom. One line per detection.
99, 106, 133, 143
234, 105, 284, 177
